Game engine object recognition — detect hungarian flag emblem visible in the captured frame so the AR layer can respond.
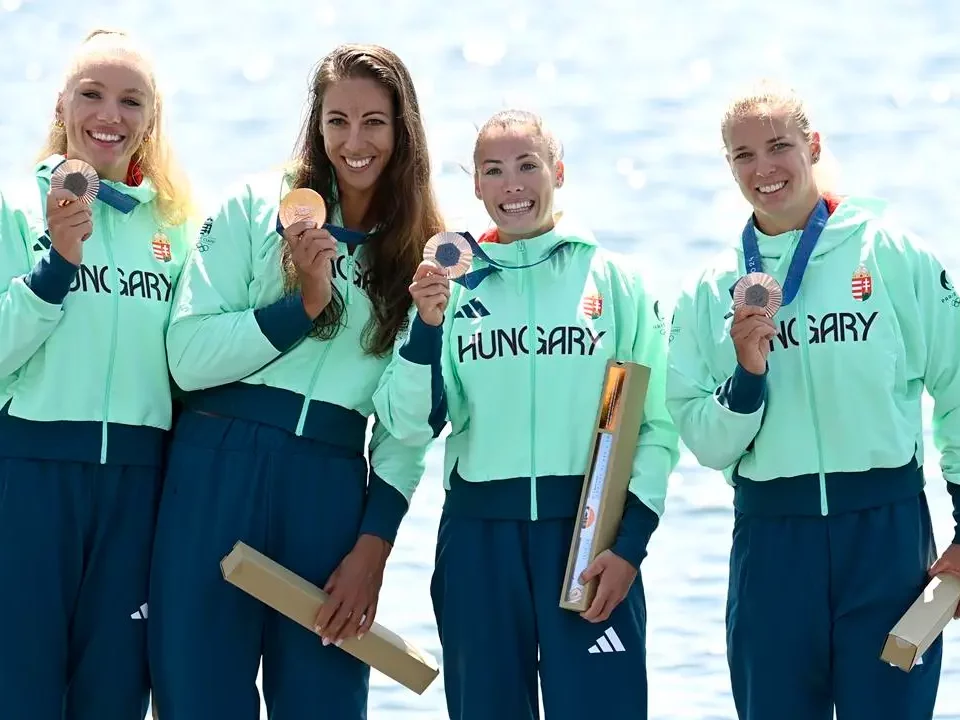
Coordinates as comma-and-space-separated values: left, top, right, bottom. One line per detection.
851, 265, 872, 301
582, 292, 603, 319
152, 232, 172, 262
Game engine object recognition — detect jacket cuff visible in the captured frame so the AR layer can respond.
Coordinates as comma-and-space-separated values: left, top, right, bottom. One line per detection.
399, 315, 442, 365
717, 363, 767, 414
948, 482, 960, 545
610, 495, 660, 570
254, 292, 314, 352
24, 247, 78, 305
358, 472, 409, 546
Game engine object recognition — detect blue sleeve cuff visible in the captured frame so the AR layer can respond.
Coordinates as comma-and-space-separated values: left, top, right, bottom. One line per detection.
254, 292, 314, 352
610, 495, 660, 570
358, 472, 410, 546
399, 314, 442, 365
947, 482, 960, 545
428, 385, 447, 439
717, 363, 767, 414
24, 247, 78, 305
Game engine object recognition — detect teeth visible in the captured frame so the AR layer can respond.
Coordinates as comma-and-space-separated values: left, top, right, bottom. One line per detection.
501, 200, 534, 213
758, 181, 786, 194
90, 131, 122, 143
345, 157, 373, 169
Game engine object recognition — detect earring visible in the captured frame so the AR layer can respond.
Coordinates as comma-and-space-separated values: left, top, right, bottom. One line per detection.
54, 118, 64, 129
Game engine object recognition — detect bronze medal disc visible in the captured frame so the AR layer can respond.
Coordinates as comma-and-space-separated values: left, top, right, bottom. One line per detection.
733, 272, 783, 317
423, 232, 474, 279
279, 188, 327, 229
51, 159, 100, 205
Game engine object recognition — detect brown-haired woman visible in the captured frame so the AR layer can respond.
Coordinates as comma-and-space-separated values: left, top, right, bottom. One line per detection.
148, 43, 445, 719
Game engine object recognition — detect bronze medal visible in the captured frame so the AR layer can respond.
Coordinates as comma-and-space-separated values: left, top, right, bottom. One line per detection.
423, 232, 473, 279
733, 272, 783, 317
51, 159, 100, 206
279, 188, 327, 229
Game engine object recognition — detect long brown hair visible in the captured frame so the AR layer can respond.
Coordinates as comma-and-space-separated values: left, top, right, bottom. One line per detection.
285, 44, 445, 357
37, 28, 193, 228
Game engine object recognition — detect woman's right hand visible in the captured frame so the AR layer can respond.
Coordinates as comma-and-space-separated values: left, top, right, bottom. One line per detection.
409, 260, 450, 327
46, 189, 92, 266
730, 305, 777, 375
284, 220, 338, 319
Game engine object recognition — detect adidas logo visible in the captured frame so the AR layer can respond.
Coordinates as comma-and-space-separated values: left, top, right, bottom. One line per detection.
588, 626, 625, 654
454, 298, 490, 319
131, 602, 148, 620
33, 233, 51, 253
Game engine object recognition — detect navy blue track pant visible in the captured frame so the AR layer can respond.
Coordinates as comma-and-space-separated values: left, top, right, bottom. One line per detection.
727, 492, 942, 720
431, 512, 649, 720
0, 458, 160, 720
148, 411, 371, 720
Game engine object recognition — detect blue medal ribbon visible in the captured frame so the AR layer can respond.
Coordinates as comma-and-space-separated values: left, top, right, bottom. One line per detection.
50, 158, 140, 214
739, 197, 829, 306
96, 183, 139, 214
454, 231, 568, 290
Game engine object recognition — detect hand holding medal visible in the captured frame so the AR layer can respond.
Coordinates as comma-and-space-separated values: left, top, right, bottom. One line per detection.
730, 273, 780, 375
411, 232, 471, 327
730, 196, 830, 375
279, 188, 337, 319
46, 160, 98, 264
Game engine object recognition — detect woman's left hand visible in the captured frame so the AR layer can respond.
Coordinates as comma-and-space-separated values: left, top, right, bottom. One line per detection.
579, 549, 638, 623
929, 543, 960, 619
314, 534, 391, 645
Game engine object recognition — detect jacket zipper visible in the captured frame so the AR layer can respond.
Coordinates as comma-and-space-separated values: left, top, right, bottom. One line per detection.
100, 210, 120, 464
295, 248, 350, 432
797, 294, 828, 514
345, 250, 354, 305
519, 242, 539, 520
294, 342, 333, 436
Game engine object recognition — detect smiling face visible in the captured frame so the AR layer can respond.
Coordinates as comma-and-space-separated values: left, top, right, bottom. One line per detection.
320, 77, 395, 199
474, 124, 563, 242
724, 104, 821, 234
58, 53, 155, 183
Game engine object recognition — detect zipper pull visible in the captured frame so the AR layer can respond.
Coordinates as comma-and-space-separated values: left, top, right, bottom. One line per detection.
517, 242, 526, 295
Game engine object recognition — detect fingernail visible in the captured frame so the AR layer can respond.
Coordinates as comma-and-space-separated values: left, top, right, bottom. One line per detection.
314, 625, 322, 634
322, 638, 330, 646
335, 639, 343, 648
357, 633, 365, 640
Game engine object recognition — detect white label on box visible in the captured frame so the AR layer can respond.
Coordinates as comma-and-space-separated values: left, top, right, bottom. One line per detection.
566, 432, 614, 603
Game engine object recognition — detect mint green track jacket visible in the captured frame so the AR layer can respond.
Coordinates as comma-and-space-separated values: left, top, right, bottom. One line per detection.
372, 215, 680, 567
665, 195, 960, 538
0, 154, 191, 466
165, 171, 431, 544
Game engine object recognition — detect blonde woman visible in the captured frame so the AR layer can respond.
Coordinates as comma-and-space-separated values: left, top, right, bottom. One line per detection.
666, 80, 959, 720
0, 28, 193, 720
